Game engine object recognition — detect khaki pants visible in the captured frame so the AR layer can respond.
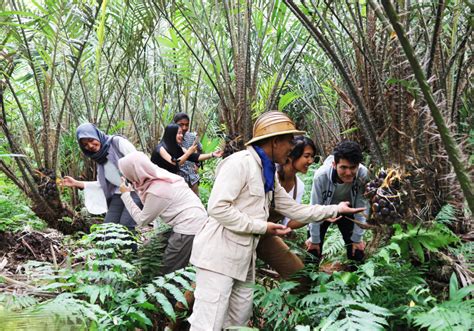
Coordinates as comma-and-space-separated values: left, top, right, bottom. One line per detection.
256, 235, 304, 279
189, 267, 253, 331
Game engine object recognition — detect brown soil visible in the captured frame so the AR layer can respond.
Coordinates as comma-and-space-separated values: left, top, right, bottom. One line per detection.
0, 230, 66, 273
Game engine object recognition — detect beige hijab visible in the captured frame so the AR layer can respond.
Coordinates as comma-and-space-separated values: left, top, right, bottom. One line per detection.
118, 151, 182, 201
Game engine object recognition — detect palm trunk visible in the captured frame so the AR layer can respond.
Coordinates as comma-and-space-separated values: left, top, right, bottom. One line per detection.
284, 0, 385, 165
381, 0, 474, 214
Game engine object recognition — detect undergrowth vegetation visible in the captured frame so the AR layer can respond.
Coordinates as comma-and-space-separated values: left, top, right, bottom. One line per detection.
1, 166, 472, 330
0, 223, 195, 330
250, 197, 473, 331
0, 176, 46, 232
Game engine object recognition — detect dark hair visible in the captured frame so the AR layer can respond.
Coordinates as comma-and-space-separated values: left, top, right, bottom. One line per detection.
289, 136, 316, 161
161, 124, 182, 157
333, 140, 362, 165
173, 112, 190, 123
277, 136, 316, 180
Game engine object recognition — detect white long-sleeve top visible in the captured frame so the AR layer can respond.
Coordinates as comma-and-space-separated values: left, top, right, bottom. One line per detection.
83, 137, 136, 214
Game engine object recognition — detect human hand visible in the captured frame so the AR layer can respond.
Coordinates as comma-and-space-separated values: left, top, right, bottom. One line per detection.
337, 201, 365, 215
61, 176, 78, 188
119, 177, 132, 193
266, 222, 291, 236
212, 149, 224, 158
352, 241, 366, 255
188, 143, 198, 154
305, 239, 321, 255
325, 216, 342, 223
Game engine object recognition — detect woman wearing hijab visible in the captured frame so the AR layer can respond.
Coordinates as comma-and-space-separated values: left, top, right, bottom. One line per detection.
62, 123, 141, 230
150, 123, 222, 175
118, 151, 207, 274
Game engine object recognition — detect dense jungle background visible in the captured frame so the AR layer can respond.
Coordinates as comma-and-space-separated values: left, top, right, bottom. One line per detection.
0, 0, 472, 330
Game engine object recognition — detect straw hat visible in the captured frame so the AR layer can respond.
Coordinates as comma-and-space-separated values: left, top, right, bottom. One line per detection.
245, 112, 305, 146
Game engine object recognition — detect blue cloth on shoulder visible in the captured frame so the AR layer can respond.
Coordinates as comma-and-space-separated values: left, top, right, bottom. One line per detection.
252, 145, 276, 193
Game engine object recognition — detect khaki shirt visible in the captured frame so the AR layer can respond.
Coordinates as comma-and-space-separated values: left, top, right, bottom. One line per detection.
190, 146, 339, 281
121, 178, 207, 235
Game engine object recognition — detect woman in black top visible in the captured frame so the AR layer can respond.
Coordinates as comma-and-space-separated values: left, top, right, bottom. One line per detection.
151, 124, 221, 174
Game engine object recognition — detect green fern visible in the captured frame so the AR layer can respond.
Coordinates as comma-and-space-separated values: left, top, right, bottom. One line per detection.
143, 267, 196, 322
320, 228, 346, 261
1, 224, 195, 329
0, 293, 39, 311
317, 299, 392, 330
23, 293, 112, 329
412, 274, 474, 330
135, 228, 169, 282
434, 204, 457, 225
391, 223, 459, 262
253, 280, 301, 330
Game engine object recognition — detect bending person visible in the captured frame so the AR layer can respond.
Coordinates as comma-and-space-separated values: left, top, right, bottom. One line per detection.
307, 140, 369, 264
62, 123, 141, 230
188, 112, 366, 330
150, 123, 223, 175
257, 135, 317, 279
118, 151, 207, 274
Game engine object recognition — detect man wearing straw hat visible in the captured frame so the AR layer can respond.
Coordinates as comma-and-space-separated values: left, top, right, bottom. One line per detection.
188, 112, 365, 330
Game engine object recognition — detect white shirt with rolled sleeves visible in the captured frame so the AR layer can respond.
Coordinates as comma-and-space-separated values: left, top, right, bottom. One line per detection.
190, 146, 339, 282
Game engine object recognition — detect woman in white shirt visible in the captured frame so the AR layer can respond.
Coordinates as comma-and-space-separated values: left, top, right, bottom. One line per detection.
257, 135, 317, 279
62, 123, 141, 230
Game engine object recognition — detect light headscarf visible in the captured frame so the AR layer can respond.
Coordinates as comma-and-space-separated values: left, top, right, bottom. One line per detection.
118, 151, 182, 201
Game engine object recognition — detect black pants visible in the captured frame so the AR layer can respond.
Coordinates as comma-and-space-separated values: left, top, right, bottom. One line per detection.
311, 216, 364, 262
104, 192, 142, 230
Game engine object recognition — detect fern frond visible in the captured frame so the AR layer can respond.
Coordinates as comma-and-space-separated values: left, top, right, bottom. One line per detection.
161, 282, 187, 306
434, 204, 457, 225
351, 276, 388, 300
319, 299, 391, 331
392, 223, 459, 262
147, 290, 176, 321
321, 228, 346, 261
413, 300, 474, 330
26, 293, 112, 328
135, 229, 168, 281
0, 293, 39, 310
171, 275, 193, 291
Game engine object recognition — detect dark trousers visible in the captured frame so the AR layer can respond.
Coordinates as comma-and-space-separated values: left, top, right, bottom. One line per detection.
160, 231, 195, 275
104, 192, 142, 230
312, 216, 364, 262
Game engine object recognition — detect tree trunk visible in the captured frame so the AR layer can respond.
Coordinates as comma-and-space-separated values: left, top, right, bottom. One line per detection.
382, 0, 474, 214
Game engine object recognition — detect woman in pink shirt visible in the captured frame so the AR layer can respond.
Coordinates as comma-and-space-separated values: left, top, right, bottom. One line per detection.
118, 151, 207, 274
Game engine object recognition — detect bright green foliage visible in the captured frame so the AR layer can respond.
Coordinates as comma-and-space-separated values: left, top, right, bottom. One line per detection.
0, 291, 109, 330
0, 176, 46, 232
411, 274, 474, 331
0, 292, 39, 311
391, 223, 459, 263
200, 133, 222, 154
253, 203, 466, 330
253, 268, 391, 330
